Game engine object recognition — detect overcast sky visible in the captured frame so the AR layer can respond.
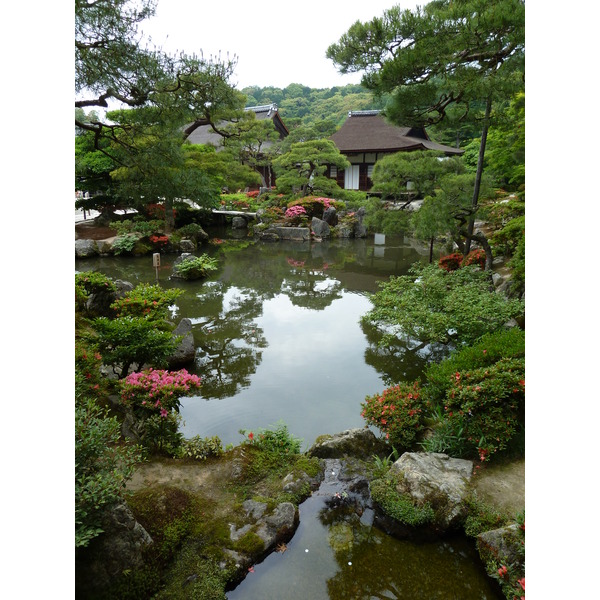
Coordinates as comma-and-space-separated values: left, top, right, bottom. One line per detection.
142, 0, 421, 90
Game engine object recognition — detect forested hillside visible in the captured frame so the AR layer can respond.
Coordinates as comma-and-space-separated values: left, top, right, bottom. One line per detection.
240, 83, 474, 149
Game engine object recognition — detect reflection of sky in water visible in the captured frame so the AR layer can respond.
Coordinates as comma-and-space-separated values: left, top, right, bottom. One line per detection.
180, 289, 385, 449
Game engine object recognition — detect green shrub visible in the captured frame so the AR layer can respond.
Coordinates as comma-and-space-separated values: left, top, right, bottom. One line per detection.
364, 263, 524, 346
92, 316, 180, 378
490, 215, 525, 257
241, 422, 303, 456
75, 271, 117, 298
176, 223, 208, 242
112, 233, 141, 255
370, 473, 435, 526
463, 496, 509, 538
442, 357, 525, 461
111, 284, 183, 320
177, 435, 223, 460
75, 396, 141, 547
424, 328, 525, 401
173, 254, 218, 280
361, 381, 426, 449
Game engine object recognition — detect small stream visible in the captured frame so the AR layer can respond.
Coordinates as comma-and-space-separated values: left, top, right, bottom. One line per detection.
76, 229, 503, 599
228, 459, 502, 600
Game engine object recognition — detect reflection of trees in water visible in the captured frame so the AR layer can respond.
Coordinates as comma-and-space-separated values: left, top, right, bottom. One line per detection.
189, 283, 268, 399
360, 320, 451, 386
281, 263, 343, 310
321, 503, 494, 600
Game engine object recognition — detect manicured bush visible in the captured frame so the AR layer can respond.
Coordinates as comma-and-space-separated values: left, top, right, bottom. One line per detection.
120, 368, 202, 455
111, 283, 183, 320
75, 271, 117, 298
112, 233, 142, 255
442, 357, 525, 461
176, 435, 223, 460
438, 252, 463, 271
364, 263, 524, 346
172, 254, 218, 280
92, 316, 180, 378
424, 328, 525, 400
361, 381, 426, 448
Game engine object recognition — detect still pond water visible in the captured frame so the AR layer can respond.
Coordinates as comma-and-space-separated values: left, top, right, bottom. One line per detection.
76, 229, 502, 600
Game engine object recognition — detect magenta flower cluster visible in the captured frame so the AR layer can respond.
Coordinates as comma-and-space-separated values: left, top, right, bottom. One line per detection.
284, 205, 307, 218
120, 368, 202, 417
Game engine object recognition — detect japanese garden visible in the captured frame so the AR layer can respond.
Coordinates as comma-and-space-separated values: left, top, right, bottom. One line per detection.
75, 1, 526, 599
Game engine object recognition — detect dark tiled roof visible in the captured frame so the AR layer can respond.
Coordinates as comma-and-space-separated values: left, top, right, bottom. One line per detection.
184, 103, 288, 147
329, 111, 463, 155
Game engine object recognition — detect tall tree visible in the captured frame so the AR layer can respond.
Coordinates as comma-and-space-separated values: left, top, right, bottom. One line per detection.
327, 0, 525, 253
75, 0, 241, 222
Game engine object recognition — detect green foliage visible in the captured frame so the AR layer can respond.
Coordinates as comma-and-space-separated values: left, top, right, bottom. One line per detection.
463, 496, 510, 538
241, 422, 303, 456
175, 223, 208, 242
92, 316, 180, 378
371, 151, 465, 199
176, 435, 224, 461
75, 396, 141, 547
485, 92, 525, 188
424, 328, 525, 400
112, 233, 142, 255
272, 139, 349, 196
371, 446, 401, 479
364, 263, 524, 346
110, 219, 166, 237
419, 408, 468, 456
173, 254, 219, 280
361, 381, 426, 449
442, 357, 525, 461
490, 215, 525, 257
111, 284, 183, 320
508, 234, 525, 298
360, 196, 412, 236
370, 473, 435, 527
75, 271, 117, 298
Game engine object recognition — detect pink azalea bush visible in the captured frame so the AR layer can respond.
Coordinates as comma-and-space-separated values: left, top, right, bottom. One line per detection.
120, 368, 202, 415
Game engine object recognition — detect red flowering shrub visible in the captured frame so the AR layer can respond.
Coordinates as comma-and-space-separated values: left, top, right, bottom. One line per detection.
245, 190, 260, 198
439, 249, 486, 271
438, 253, 463, 271
361, 381, 426, 448
149, 234, 169, 248
462, 249, 486, 269
443, 358, 525, 461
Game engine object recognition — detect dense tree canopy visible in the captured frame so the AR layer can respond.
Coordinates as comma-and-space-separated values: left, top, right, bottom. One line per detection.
327, 0, 525, 251
75, 0, 254, 226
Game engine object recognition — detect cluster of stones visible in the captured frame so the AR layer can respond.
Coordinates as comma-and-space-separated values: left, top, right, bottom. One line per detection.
77, 429, 523, 596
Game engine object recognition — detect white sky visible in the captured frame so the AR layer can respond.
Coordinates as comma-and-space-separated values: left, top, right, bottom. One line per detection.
142, 0, 421, 90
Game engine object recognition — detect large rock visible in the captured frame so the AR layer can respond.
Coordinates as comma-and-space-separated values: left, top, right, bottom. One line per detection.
232, 216, 248, 229
389, 452, 473, 529
258, 227, 310, 241
75, 502, 153, 598
322, 206, 338, 226
311, 217, 331, 238
308, 427, 388, 459
167, 318, 196, 368
477, 523, 525, 587
255, 502, 298, 550
229, 500, 298, 552
75, 239, 98, 258
85, 279, 134, 317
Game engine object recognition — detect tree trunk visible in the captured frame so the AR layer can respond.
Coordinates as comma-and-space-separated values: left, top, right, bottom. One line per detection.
164, 198, 175, 233
465, 95, 493, 255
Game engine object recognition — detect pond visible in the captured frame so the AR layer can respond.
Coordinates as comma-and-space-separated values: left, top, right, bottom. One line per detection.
76, 228, 502, 600
77, 229, 443, 449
